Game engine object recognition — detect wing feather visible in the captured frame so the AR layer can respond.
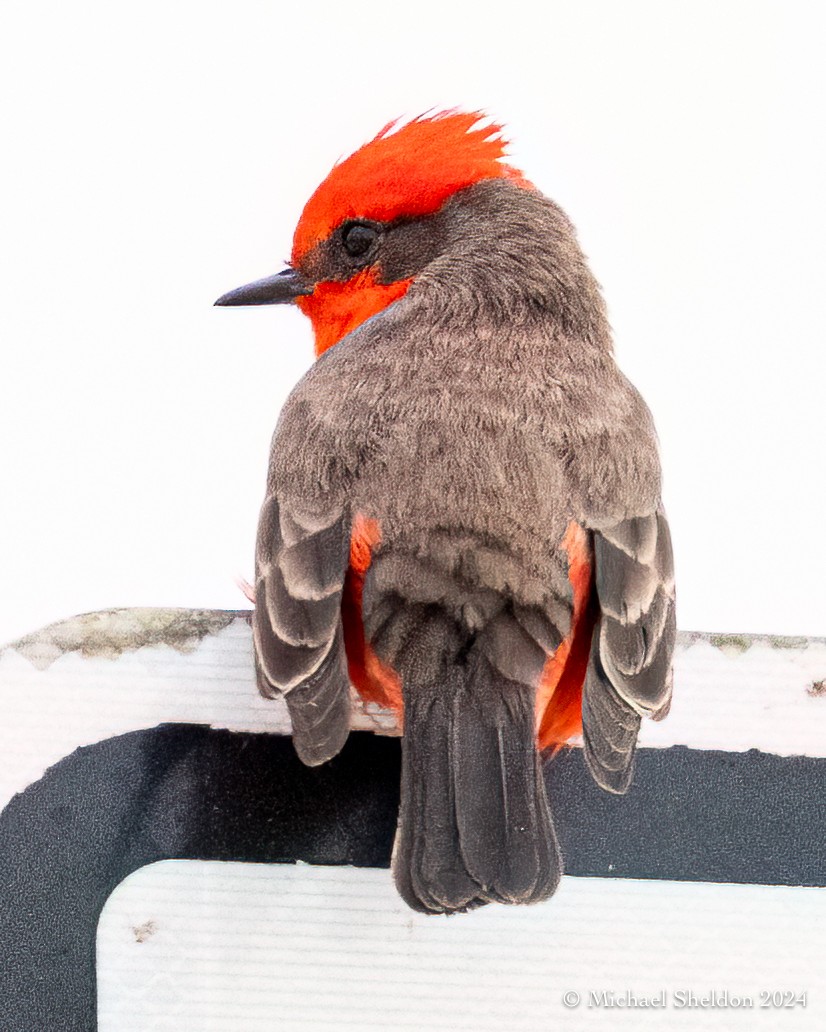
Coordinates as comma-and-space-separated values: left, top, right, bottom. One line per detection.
583, 508, 676, 793
252, 492, 352, 766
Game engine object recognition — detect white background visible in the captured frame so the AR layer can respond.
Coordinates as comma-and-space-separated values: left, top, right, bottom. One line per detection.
1, 0, 824, 645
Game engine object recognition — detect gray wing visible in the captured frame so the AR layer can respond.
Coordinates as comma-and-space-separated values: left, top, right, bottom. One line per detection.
252, 492, 352, 766
583, 508, 676, 793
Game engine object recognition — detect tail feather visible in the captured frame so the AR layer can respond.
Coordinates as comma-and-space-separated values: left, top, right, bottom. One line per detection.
393, 647, 562, 914
453, 662, 559, 903
395, 681, 486, 914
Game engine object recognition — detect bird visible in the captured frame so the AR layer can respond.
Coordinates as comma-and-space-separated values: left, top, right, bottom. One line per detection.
215, 111, 676, 914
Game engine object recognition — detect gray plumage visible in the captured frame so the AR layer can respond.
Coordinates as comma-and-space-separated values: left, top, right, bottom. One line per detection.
243, 176, 675, 912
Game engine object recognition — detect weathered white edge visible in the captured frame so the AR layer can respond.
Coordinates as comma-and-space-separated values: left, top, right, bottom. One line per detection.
1, 608, 824, 812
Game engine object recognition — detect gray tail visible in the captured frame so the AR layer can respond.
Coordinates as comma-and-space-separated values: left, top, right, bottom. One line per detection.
392, 648, 562, 915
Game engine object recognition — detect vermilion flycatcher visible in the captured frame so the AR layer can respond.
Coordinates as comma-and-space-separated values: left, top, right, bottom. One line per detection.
216, 112, 675, 913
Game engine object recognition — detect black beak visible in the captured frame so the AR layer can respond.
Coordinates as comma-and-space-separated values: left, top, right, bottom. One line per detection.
214, 267, 314, 307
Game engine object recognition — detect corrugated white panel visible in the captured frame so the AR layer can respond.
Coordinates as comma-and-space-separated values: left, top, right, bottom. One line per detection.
1, 611, 824, 810
0, 611, 396, 811
97, 861, 824, 1032
640, 635, 826, 755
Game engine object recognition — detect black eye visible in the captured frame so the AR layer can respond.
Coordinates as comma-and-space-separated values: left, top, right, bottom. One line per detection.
341, 222, 378, 259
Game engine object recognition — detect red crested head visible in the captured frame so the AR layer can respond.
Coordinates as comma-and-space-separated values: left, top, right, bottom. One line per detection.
215, 111, 535, 356
291, 111, 529, 265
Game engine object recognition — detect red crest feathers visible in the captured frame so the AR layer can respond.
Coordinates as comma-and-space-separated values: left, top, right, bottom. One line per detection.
291, 110, 530, 263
